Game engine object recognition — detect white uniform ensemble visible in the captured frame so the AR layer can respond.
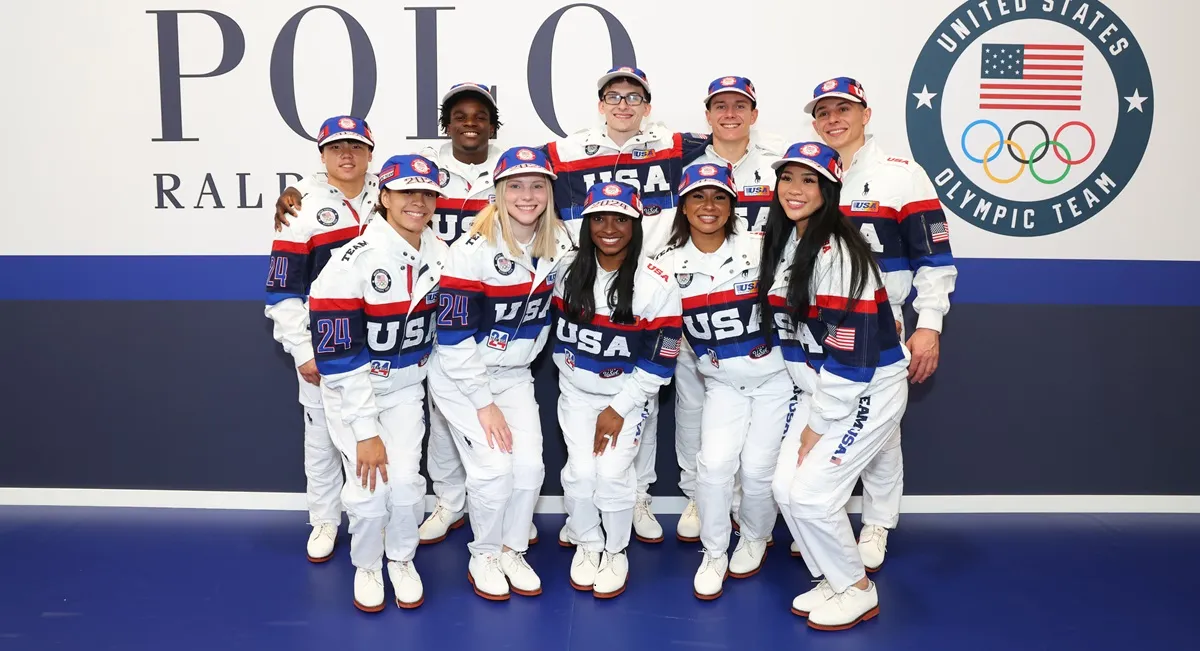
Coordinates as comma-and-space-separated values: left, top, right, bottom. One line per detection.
768, 233, 910, 627
416, 141, 503, 539
679, 138, 779, 525
654, 227, 794, 598
308, 217, 447, 604
264, 169, 378, 559
839, 135, 957, 543
427, 200, 573, 598
552, 241, 682, 592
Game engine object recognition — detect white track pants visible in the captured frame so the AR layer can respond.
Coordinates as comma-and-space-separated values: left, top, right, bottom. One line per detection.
298, 372, 342, 525
857, 315, 907, 529
428, 368, 544, 558
673, 340, 704, 499
560, 388, 649, 553
773, 381, 908, 592
631, 398, 659, 500
696, 372, 795, 555
425, 388, 467, 513
324, 384, 427, 571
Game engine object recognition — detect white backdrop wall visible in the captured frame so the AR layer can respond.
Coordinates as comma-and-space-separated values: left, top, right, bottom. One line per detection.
0, 0, 1192, 262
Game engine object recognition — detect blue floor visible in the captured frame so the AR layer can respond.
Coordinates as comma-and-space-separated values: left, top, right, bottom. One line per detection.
2, 507, 1198, 650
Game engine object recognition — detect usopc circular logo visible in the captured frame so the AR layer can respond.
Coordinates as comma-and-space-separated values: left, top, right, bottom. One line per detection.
906, 0, 1152, 237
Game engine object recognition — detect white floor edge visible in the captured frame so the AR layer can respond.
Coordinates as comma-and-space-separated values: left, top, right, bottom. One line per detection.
1, 488, 1199, 514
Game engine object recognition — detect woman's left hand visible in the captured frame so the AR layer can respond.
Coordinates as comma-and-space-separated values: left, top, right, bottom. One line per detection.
796, 426, 821, 467
594, 407, 624, 456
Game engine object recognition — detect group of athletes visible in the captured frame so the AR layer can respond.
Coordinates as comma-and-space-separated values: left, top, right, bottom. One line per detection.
264, 65, 956, 632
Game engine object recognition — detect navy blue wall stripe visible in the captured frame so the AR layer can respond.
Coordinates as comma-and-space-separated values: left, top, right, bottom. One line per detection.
1, 255, 1198, 305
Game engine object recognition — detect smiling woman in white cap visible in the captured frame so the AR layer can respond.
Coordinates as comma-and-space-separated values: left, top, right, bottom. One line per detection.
653, 162, 794, 601
551, 181, 682, 599
306, 152, 448, 613
756, 141, 910, 631
426, 146, 573, 602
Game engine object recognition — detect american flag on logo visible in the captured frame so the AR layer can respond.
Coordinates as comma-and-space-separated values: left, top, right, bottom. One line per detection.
824, 325, 856, 352
931, 221, 950, 244
659, 334, 680, 359
979, 43, 1084, 111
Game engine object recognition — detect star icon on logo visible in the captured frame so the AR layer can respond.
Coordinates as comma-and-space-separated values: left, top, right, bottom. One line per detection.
912, 84, 938, 109
1123, 89, 1149, 112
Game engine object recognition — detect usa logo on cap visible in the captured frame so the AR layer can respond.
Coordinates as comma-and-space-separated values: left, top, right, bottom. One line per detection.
411, 159, 431, 175
317, 115, 375, 149
493, 145, 558, 182
772, 142, 844, 184
804, 76, 868, 115
582, 181, 643, 219
678, 162, 736, 198
704, 75, 757, 105
338, 117, 357, 129
377, 154, 445, 196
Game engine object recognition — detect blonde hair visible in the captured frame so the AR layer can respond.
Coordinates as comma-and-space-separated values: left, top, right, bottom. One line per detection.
466, 181, 563, 260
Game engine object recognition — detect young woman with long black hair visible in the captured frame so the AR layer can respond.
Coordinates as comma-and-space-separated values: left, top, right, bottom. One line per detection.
654, 163, 796, 600
757, 142, 910, 631
551, 181, 682, 598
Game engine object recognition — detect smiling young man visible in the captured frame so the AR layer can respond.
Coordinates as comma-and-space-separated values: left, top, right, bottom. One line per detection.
264, 115, 378, 565
674, 76, 782, 546
805, 76, 958, 572
544, 65, 709, 548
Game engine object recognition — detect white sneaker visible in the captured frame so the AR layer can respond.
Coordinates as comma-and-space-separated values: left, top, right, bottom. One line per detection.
633, 496, 663, 543
387, 560, 424, 609
569, 547, 601, 591
529, 521, 539, 545
676, 499, 701, 542
728, 535, 768, 578
593, 550, 629, 599
693, 551, 728, 600
501, 549, 542, 596
858, 525, 889, 572
790, 578, 835, 617
417, 503, 464, 545
558, 523, 574, 548
790, 541, 803, 558
807, 581, 879, 631
307, 522, 338, 562
353, 567, 385, 612
468, 553, 510, 601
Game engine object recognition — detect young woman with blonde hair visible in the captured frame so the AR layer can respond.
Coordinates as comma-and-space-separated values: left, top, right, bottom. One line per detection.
427, 146, 573, 601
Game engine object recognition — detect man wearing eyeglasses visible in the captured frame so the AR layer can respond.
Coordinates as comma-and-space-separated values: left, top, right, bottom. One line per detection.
544, 66, 709, 555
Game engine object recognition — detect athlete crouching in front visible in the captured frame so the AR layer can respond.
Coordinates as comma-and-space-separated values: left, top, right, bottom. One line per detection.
758, 142, 909, 630
307, 154, 448, 612
427, 146, 572, 601
653, 163, 796, 600
264, 116, 379, 564
553, 181, 683, 598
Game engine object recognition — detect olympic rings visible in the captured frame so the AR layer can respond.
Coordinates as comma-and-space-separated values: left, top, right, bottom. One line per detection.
1029, 141, 1072, 185
982, 140, 1026, 184
960, 119, 1096, 184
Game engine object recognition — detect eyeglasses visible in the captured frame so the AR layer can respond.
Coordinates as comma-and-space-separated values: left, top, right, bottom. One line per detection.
602, 92, 646, 106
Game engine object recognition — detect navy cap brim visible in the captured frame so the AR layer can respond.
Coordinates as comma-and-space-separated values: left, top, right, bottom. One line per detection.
318, 132, 374, 148
771, 157, 840, 184
804, 92, 865, 116
597, 71, 651, 94
441, 85, 497, 110
581, 199, 641, 219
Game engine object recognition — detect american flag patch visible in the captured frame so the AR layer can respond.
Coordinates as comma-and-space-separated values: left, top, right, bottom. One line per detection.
659, 334, 680, 359
825, 325, 856, 351
829, 456, 842, 466
930, 221, 950, 243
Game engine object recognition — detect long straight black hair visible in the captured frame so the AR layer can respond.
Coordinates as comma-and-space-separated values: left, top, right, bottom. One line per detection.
561, 214, 644, 325
756, 165, 882, 339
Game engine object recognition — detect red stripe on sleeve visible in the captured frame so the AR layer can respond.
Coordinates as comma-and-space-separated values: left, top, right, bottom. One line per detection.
440, 276, 484, 292
898, 199, 944, 221
271, 240, 309, 255
815, 294, 878, 314
310, 225, 363, 249
310, 297, 364, 311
